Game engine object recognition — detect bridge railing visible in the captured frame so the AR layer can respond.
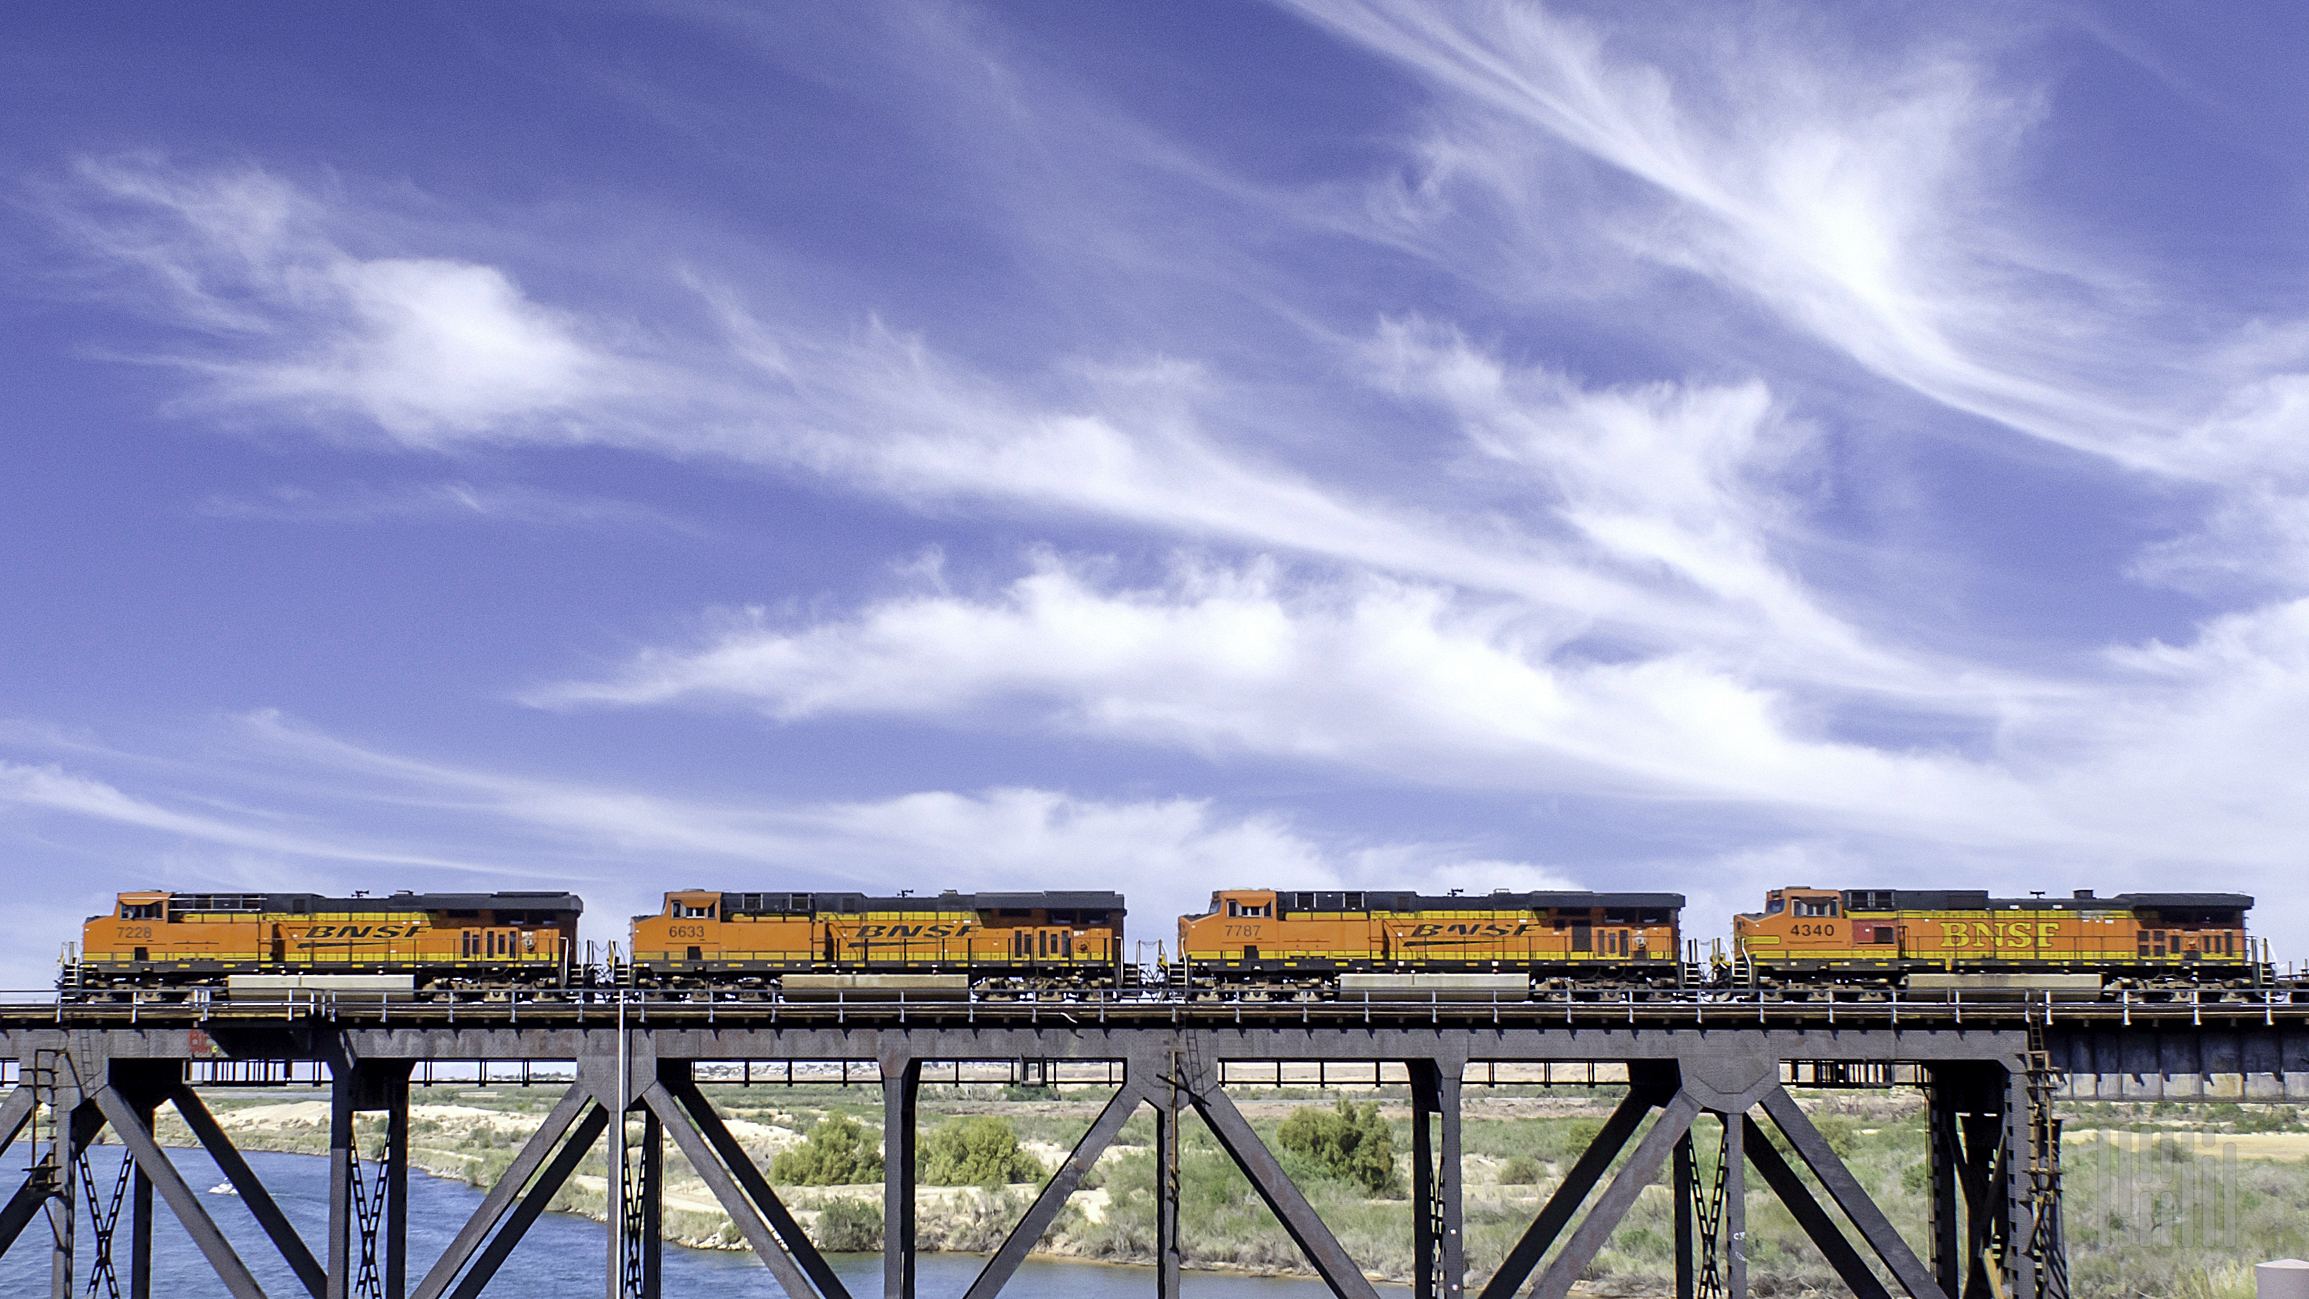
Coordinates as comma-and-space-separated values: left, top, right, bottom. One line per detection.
17, 979, 2309, 1029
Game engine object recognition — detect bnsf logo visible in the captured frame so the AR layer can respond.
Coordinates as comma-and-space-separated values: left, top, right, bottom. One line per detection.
1409, 923, 1537, 939
1939, 921, 2061, 949
299, 924, 426, 940
851, 923, 973, 939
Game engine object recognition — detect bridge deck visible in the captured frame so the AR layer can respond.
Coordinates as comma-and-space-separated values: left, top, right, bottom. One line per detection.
10, 986, 2308, 1034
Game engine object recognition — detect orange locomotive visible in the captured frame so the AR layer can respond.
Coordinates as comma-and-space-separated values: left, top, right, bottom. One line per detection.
70, 889, 584, 994
1178, 888, 1686, 997
627, 888, 1127, 991
1734, 887, 2258, 993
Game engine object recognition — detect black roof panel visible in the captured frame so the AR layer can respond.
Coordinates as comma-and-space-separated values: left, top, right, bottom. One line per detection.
720, 890, 1125, 915
161, 892, 586, 915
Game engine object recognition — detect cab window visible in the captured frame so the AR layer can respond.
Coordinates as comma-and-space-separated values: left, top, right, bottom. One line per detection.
1792, 898, 1838, 918
674, 903, 715, 919
119, 902, 163, 921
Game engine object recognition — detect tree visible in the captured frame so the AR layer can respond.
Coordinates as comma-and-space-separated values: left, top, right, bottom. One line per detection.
919, 1117, 1046, 1186
1277, 1097, 1400, 1196
771, 1115, 885, 1186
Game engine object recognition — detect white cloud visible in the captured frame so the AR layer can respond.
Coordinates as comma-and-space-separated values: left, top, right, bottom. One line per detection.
1364, 318, 1913, 685
54, 158, 1958, 694
55, 159, 637, 447
532, 557, 2058, 844
523, 543, 2309, 945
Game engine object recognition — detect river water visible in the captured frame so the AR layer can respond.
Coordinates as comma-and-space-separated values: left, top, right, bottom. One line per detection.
0, 1145, 1359, 1299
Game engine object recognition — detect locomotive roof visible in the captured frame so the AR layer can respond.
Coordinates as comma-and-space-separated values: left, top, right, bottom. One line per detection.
720, 890, 1124, 914
155, 890, 584, 915
1273, 890, 1685, 911
1841, 889, 2252, 911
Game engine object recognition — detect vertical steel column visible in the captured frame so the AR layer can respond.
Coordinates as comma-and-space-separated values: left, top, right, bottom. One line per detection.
2002, 1067, 2035, 1299
2023, 1062, 2066, 1299
128, 1096, 156, 1299
1156, 1053, 1181, 1299
47, 1134, 68, 1299
1926, 1074, 1961, 1298
882, 1054, 920, 1299
640, 1109, 663, 1299
609, 1000, 627, 1299
385, 1074, 409, 1299
617, 1107, 650, 1299
50, 1096, 98, 1299
330, 1068, 357, 1299
1961, 1113, 2003, 1299
1721, 1111, 1746, 1299
1431, 1064, 1463, 1299
1412, 1068, 1436, 1299
327, 1057, 413, 1299
1672, 1135, 1694, 1299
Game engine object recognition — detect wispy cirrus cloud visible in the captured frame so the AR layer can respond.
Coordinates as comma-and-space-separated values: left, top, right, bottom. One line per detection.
1282, 0, 2309, 512
196, 480, 700, 533
0, 758, 487, 872
1278, 3, 2146, 443
49, 158, 649, 447
46, 156, 1941, 697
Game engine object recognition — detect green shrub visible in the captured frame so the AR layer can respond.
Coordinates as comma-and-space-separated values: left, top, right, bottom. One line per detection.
2237, 1105, 2297, 1133
771, 1115, 885, 1186
1276, 1097, 1401, 1197
1901, 1159, 1933, 1196
1498, 1156, 1542, 1185
920, 1117, 1046, 1186
812, 1197, 883, 1252
1810, 1116, 1860, 1160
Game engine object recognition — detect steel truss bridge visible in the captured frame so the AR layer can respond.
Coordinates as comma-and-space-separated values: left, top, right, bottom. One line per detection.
1, 989, 2305, 1299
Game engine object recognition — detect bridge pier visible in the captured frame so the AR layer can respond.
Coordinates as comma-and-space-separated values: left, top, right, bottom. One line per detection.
882, 1051, 920, 1299
327, 1057, 411, 1299
1155, 1051, 1182, 1299
1408, 1056, 1464, 1299
614, 1104, 661, 1299
1921, 1058, 2068, 1299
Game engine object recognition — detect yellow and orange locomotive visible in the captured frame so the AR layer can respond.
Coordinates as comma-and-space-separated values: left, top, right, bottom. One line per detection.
1177, 887, 1687, 996
626, 888, 1127, 992
70, 889, 583, 993
69, 880, 2267, 1001
1734, 886, 2258, 993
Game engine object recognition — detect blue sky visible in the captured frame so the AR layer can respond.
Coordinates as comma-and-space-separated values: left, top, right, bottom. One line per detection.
6, 1, 2309, 984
